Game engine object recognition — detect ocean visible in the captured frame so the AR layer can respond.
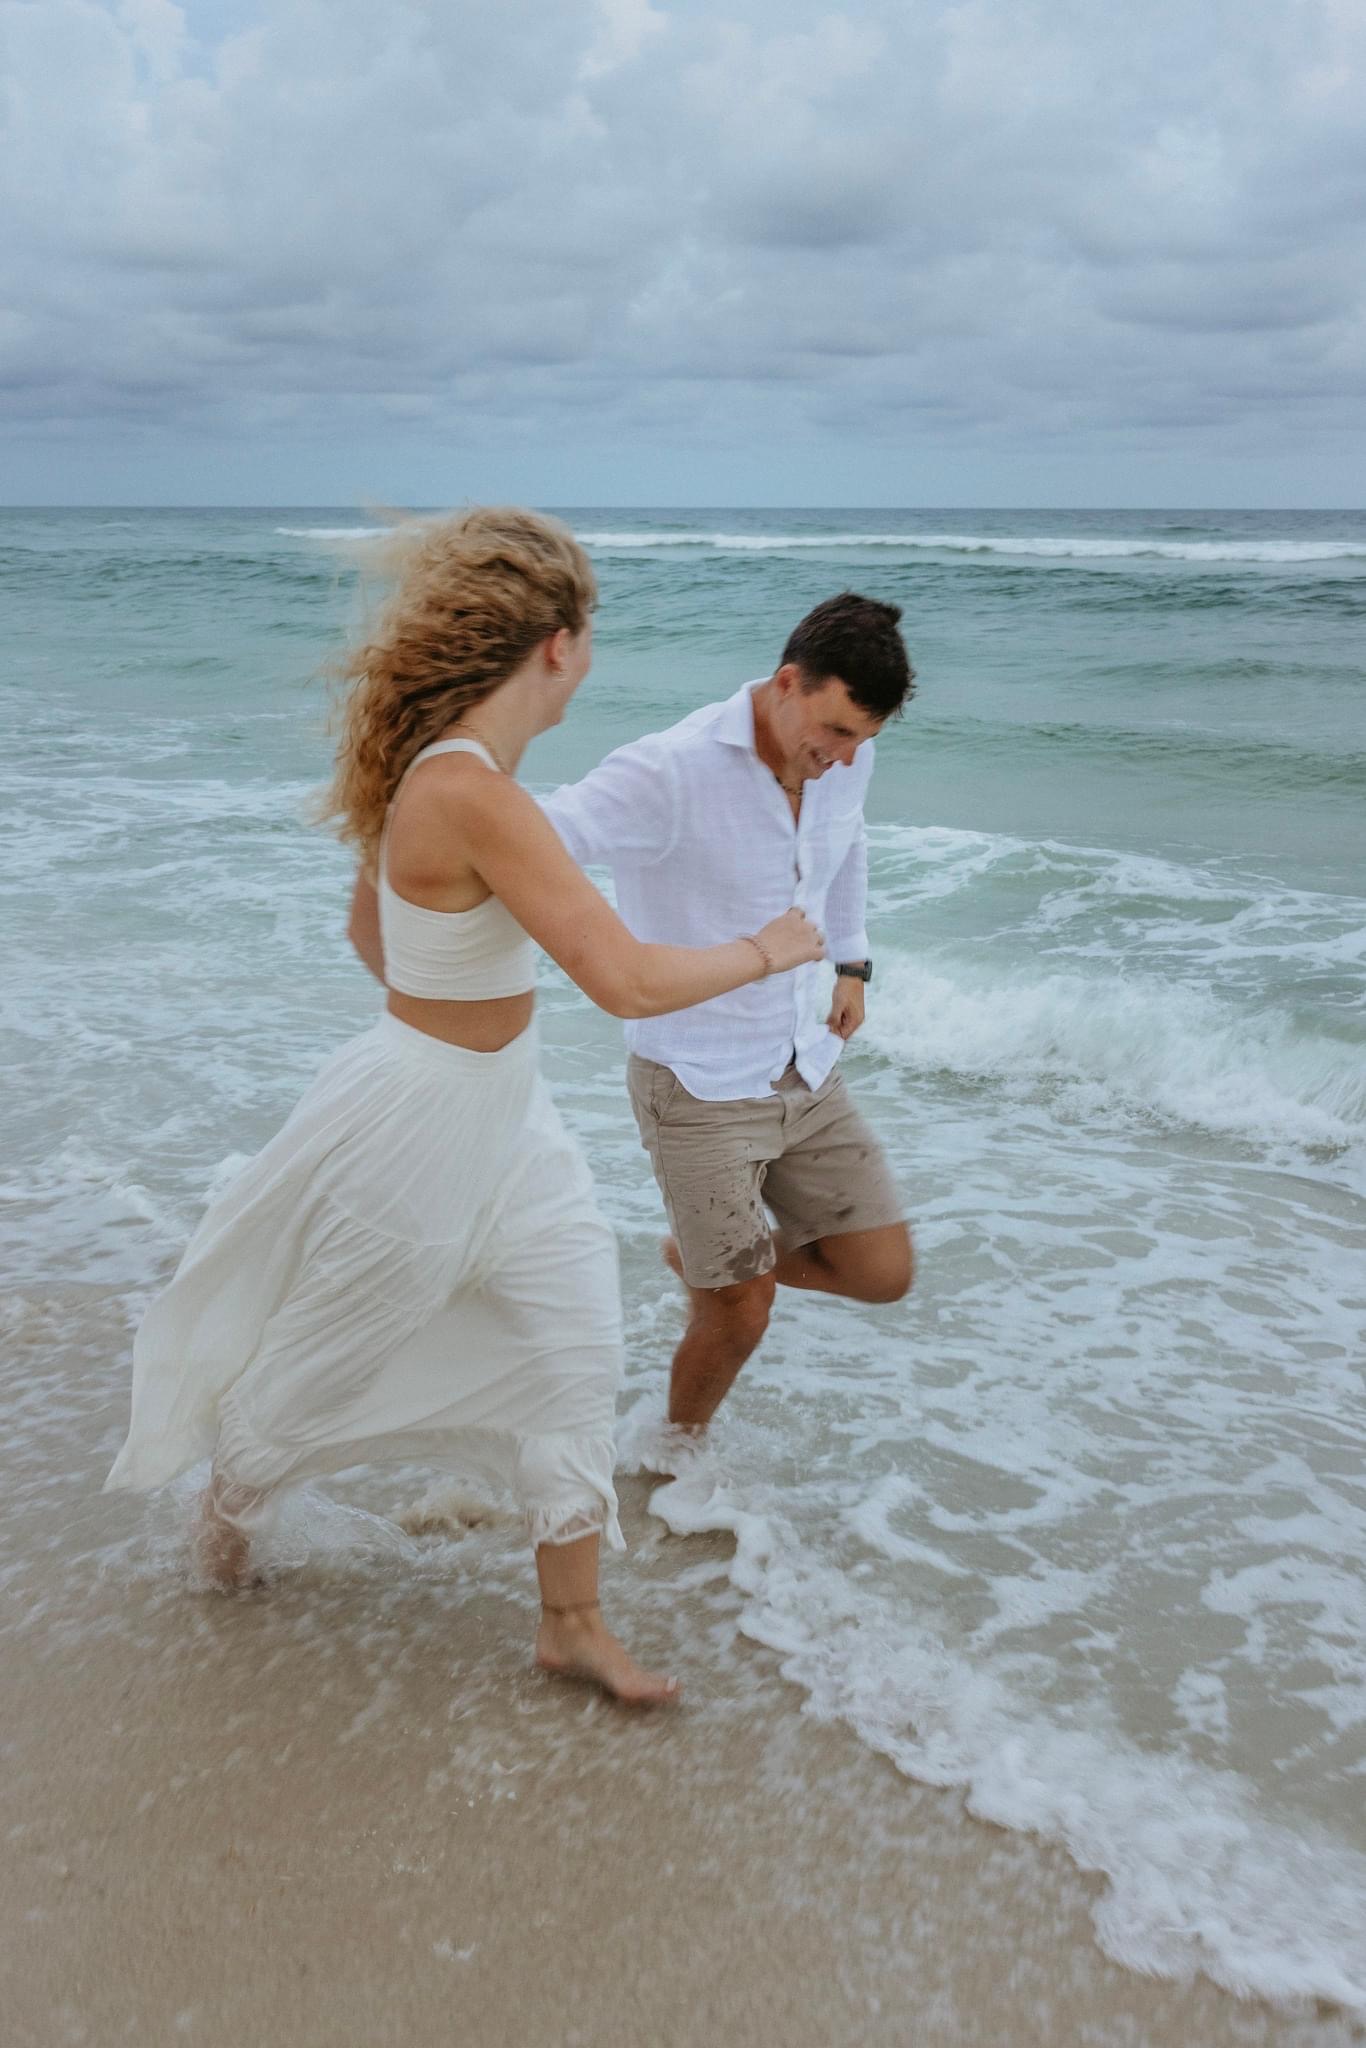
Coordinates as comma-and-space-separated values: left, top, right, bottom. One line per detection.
3, 506, 1364, 2014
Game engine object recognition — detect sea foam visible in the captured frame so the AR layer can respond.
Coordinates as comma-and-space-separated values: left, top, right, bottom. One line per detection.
274, 525, 392, 540
630, 1407, 1366, 2016
578, 530, 1366, 564
862, 950, 1365, 1157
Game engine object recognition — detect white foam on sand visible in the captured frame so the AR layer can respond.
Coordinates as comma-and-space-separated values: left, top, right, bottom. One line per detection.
630, 1421, 1366, 2017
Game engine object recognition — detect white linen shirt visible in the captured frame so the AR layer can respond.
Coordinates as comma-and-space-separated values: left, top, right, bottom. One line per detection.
541, 679, 873, 1101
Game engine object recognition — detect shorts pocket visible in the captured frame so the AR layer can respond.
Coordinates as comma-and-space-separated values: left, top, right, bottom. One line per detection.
650, 1065, 682, 1118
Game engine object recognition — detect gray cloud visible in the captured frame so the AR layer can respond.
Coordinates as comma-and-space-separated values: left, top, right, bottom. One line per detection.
1, 0, 1363, 502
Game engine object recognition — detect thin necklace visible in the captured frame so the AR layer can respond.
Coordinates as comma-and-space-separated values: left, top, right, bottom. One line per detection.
753, 696, 801, 798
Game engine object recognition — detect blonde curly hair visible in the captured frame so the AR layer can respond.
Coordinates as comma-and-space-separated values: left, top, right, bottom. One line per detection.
323, 506, 597, 863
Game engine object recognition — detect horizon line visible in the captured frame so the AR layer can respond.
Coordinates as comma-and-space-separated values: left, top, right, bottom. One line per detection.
2, 501, 1365, 517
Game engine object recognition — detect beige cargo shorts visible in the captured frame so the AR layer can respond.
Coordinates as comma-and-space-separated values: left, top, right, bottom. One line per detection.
626, 1054, 904, 1291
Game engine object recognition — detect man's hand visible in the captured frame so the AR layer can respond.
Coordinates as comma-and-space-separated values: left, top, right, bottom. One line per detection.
826, 973, 866, 1041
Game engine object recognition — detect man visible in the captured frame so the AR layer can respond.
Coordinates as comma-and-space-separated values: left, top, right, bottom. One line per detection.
543, 592, 915, 1431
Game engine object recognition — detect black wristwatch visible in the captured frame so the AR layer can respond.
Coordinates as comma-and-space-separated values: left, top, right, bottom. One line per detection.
835, 960, 873, 983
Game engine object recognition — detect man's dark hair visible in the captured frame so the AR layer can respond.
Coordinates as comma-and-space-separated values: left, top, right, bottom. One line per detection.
780, 592, 915, 717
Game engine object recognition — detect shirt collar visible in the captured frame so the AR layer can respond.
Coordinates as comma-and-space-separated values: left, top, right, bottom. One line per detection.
713, 678, 765, 752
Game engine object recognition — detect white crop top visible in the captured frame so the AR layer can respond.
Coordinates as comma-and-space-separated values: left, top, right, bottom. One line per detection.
378, 739, 537, 1000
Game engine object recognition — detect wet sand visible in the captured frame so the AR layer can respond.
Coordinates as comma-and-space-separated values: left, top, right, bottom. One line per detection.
3, 1292, 1363, 2048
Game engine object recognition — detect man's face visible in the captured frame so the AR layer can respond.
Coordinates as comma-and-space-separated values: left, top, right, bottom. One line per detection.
772, 668, 885, 780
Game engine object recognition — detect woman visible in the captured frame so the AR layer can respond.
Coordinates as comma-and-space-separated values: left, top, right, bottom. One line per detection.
104, 507, 822, 1705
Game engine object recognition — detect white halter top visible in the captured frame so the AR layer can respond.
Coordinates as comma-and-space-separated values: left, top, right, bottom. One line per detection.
379, 739, 537, 1000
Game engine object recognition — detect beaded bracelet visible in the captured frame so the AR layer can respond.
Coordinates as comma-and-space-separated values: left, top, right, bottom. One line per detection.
741, 933, 775, 978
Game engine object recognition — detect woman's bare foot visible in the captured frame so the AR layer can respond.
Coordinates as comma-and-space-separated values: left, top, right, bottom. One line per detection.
536, 1604, 680, 1705
193, 1477, 266, 1591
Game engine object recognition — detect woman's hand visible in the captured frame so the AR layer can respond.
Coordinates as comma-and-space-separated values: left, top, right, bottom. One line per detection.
754, 907, 825, 975
413, 766, 830, 1018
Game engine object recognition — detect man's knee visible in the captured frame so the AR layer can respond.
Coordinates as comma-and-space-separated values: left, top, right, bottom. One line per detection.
830, 1226, 914, 1304
695, 1269, 776, 1350
868, 1228, 914, 1302
863, 1253, 913, 1304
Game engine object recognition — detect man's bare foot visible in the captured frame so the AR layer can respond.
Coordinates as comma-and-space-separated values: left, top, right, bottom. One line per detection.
640, 1419, 709, 1486
535, 1605, 680, 1705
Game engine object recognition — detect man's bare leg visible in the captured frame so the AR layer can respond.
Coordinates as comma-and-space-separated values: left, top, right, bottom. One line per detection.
771, 1221, 913, 1304
661, 1243, 777, 1429
534, 1531, 680, 1705
661, 1223, 911, 1429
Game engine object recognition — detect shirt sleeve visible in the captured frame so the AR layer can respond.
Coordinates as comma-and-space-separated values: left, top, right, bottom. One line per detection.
823, 822, 870, 963
538, 737, 678, 869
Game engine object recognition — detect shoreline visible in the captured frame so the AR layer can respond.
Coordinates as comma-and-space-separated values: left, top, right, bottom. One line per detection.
3, 1307, 1363, 2048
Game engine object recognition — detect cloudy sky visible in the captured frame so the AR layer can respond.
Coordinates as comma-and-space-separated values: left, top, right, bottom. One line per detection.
2, 0, 1364, 506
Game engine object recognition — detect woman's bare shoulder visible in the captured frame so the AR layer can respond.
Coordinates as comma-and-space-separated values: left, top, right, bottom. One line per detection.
389, 746, 511, 833
386, 752, 550, 891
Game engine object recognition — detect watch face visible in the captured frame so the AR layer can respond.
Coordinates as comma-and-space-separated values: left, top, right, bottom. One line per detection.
838, 962, 873, 982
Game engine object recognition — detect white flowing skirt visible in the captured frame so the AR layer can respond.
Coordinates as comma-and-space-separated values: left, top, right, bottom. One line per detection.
104, 1014, 625, 1550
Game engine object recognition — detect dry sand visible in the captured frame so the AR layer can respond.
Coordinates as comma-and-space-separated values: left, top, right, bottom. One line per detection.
4, 1290, 1363, 2048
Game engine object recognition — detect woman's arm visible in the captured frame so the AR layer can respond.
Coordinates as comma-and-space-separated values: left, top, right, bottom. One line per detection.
347, 868, 385, 983
428, 770, 821, 1018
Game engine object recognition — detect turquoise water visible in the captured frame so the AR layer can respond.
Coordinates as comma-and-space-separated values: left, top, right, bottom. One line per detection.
3, 507, 1365, 2010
